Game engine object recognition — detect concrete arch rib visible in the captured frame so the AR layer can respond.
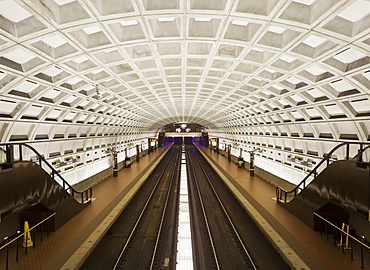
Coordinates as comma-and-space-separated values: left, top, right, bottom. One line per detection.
0, 0, 369, 186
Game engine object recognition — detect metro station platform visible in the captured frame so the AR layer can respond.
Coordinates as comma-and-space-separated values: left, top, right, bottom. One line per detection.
199, 146, 369, 270
0, 147, 169, 270
1, 145, 368, 270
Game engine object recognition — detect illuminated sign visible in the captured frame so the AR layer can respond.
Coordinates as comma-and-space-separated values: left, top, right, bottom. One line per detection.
150, 138, 158, 142
209, 138, 217, 142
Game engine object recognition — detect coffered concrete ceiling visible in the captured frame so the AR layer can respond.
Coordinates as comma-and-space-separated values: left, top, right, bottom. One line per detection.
0, 0, 370, 145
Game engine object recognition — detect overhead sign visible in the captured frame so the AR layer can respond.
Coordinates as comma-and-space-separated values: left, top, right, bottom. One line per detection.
150, 138, 158, 142
209, 138, 217, 142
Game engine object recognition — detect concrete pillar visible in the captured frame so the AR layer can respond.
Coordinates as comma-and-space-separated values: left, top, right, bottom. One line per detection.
125, 148, 131, 168
112, 151, 118, 177
136, 145, 140, 162
238, 148, 243, 168
6, 144, 14, 164
250, 151, 255, 177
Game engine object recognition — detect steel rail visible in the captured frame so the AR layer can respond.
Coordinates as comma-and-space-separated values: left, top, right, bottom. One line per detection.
112, 148, 177, 270
186, 148, 221, 270
149, 149, 181, 269
189, 146, 258, 270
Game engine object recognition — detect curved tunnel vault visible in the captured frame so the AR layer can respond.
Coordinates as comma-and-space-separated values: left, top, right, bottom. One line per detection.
0, 0, 370, 186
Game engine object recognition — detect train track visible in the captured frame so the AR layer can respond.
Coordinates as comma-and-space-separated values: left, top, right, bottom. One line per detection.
81, 146, 182, 270
82, 144, 289, 269
186, 145, 258, 269
186, 145, 290, 270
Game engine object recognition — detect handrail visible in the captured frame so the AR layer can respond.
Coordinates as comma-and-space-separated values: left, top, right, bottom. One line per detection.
313, 212, 370, 250
0, 213, 56, 250
1, 213, 56, 269
353, 144, 370, 161
276, 142, 370, 203
314, 212, 370, 268
0, 143, 92, 204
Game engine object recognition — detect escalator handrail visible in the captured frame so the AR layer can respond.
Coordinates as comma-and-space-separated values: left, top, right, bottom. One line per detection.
0, 142, 92, 204
276, 141, 370, 203
353, 144, 370, 160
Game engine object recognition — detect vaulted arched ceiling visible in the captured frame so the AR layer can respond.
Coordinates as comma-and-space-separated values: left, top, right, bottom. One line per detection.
0, 0, 370, 149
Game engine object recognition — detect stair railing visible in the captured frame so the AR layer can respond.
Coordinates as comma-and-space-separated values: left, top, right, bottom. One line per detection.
0, 143, 92, 204
0, 213, 56, 269
276, 142, 370, 204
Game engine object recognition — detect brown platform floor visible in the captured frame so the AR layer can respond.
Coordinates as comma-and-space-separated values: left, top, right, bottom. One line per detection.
0, 147, 167, 270
201, 147, 369, 270
1, 145, 368, 270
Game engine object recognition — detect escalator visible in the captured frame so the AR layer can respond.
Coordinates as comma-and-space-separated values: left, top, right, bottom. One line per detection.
0, 143, 92, 242
276, 142, 370, 231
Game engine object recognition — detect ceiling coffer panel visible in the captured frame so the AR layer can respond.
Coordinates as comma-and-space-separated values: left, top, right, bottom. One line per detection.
0, 0, 368, 145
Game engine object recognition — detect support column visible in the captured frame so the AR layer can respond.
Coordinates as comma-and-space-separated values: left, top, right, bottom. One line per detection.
125, 148, 131, 168
158, 132, 164, 147
238, 148, 244, 168
6, 144, 14, 164
136, 145, 140, 162
112, 151, 118, 177
203, 132, 209, 147
357, 144, 363, 162
250, 151, 255, 177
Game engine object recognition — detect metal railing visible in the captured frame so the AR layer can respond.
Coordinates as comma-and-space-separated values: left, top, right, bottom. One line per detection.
0, 143, 92, 204
276, 142, 370, 203
0, 213, 56, 269
314, 212, 370, 269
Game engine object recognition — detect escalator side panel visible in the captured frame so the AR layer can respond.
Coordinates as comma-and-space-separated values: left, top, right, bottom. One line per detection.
282, 160, 368, 228
0, 161, 89, 240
